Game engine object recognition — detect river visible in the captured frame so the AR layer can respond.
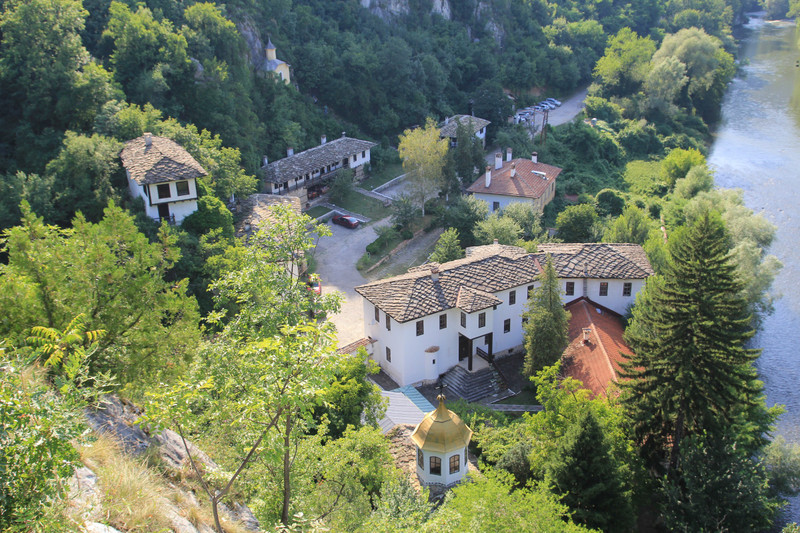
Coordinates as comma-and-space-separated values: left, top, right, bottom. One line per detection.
708, 13, 800, 523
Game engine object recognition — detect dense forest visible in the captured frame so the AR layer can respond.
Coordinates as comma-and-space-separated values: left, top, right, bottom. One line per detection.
4, 0, 800, 531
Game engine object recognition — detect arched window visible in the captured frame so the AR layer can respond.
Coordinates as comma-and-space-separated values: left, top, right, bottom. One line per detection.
449, 454, 460, 474
430, 456, 441, 475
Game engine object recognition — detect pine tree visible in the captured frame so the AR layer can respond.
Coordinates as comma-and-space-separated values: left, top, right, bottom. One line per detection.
621, 211, 772, 474
523, 255, 570, 377
545, 411, 633, 533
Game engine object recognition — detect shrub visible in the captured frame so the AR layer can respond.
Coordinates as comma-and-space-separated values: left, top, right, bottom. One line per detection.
181, 196, 234, 240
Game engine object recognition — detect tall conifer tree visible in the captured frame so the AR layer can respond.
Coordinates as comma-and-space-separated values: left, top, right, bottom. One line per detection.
621, 211, 772, 473
523, 254, 570, 377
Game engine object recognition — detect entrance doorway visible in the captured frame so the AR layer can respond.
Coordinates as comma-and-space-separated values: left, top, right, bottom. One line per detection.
458, 334, 473, 371
157, 203, 170, 221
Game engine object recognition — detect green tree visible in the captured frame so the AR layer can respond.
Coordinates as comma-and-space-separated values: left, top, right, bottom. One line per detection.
452, 118, 486, 187
0, 172, 56, 230
621, 212, 776, 475
443, 195, 489, 248
45, 132, 123, 225
398, 118, 449, 216
603, 205, 653, 244
502, 202, 543, 241
595, 188, 625, 217
429, 228, 464, 263
390, 195, 420, 229
474, 212, 522, 245
0, 202, 200, 385
545, 411, 633, 533
181, 195, 235, 241
555, 203, 600, 242
329, 169, 355, 204
645, 55, 688, 115
523, 256, 570, 377
593, 28, 656, 97
661, 148, 706, 187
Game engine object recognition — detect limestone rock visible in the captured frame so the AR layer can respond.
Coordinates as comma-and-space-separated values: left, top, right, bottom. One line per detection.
84, 523, 124, 533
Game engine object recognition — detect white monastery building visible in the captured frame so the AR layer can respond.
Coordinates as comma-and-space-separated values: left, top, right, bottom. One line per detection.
410, 395, 473, 488
120, 133, 205, 224
467, 149, 561, 213
262, 133, 377, 204
438, 114, 490, 148
355, 242, 653, 388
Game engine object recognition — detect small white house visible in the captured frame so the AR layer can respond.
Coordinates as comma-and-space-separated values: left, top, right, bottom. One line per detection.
467, 149, 561, 214
439, 115, 490, 148
354, 242, 653, 387
410, 395, 472, 487
120, 133, 206, 224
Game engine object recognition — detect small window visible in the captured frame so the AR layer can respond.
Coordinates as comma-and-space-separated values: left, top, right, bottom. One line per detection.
386, 314, 391, 331
504, 319, 511, 333
416, 320, 424, 336
492, 201, 500, 211
374, 306, 380, 322
449, 454, 461, 474
385, 347, 391, 362
430, 456, 441, 476
353, 155, 357, 163
527, 285, 534, 298
599, 282, 608, 297
157, 183, 171, 199
565, 281, 575, 296
478, 312, 486, 328
461, 312, 466, 328
623, 282, 632, 297
417, 448, 423, 468
176, 181, 190, 196
509, 290, 516, 305
362, 150, 366, 158
439, 314, 447, 329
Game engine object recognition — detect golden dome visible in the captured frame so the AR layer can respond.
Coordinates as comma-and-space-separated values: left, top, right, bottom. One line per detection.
410, 395, 473, 454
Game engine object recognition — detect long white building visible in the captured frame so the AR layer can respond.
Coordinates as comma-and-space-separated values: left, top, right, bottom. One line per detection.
354, 242, 653, 387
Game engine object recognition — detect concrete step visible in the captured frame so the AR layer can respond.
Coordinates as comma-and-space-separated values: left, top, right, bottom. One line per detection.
441, 365, 499, 402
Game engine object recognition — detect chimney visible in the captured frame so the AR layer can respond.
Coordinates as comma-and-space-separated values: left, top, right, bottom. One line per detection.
493, 239, 499, 245
531, 151, 538, 163
144, 132, 152, 147
485, 165, 492, 188
341, 131, 346, 138
511, 162, 516, 178
506, 147, 512, 162
582, 327, 592, 345
445, 116, 450, 125
591, 117, 598, 127
263, 156, 269, 167
321, 135, 327, 145
431, 266, 439, 282
287, 147, 294, 157
495, 152, 503, 170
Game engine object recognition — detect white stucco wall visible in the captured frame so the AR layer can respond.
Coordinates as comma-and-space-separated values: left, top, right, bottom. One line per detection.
126, 174, 198, 223
416, 447, 468, 487
560, 278, 644, 315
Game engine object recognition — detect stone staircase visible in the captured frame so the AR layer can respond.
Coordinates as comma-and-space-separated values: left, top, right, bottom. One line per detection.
441, 364, 500, 403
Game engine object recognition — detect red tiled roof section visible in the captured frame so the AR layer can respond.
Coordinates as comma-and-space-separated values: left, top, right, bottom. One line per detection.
562, 298, 633, 398
120, 135, 207, 185
466, 158, 562, 200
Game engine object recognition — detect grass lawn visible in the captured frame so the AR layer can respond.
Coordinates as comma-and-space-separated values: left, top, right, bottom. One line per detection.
305, 205, 330, 219
496, 389, 539, 405
336, 191, 390, 221
360, 162, 403, 190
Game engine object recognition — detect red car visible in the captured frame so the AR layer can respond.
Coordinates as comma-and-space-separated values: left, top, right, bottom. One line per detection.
332, 214, 360, 228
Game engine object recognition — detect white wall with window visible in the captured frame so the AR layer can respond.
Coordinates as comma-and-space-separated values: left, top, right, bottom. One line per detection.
561, 278, 644, 315
128, 176, 198, 224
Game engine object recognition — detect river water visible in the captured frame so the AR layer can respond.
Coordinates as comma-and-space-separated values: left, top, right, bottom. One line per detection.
708, 13, 800, 523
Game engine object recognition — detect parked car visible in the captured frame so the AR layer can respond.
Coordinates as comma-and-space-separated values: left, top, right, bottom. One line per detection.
545, 98, 562, 107
332, 214, 360, 228
538, 101, 555, 110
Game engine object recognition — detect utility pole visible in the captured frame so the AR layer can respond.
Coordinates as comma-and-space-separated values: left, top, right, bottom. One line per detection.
540, 109, 549, 144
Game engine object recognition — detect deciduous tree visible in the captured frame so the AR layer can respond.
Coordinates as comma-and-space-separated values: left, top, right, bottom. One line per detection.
398, 118, 449, 216
429, 228, 464, 263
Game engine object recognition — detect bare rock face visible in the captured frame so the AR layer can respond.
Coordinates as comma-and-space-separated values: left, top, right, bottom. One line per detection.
68, 466, 102, 523
85, 523, 124, 533
359, 0, 451, 20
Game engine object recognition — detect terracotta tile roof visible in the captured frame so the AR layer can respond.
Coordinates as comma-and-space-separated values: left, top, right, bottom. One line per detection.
120, 135, 207, 185
466, 158, 561, 200
562, 298, 632, 397
356, 242, 652, 323
536, 243, 654, 279
355, 244, 542, 323
336, 336, 376, 355
439, 115, 491, 138
234, 193, 302, 240
262, 135, 377, 185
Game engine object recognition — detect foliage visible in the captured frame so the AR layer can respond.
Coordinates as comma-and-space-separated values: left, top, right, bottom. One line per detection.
0, 202, 200, 387
313, 349, 384, 439
390, 194, 420, 229
429, 228, 464, 263
595, 188, 626, 217
545, 410, 633, 532
603, 205, 654, 244
523, 256, 570, 377
555, 203, 601, 242
474, 212, 522, 245
763, 436, 800, 499
398, 118, 449, 216
661, 147, 706, 187
329, 169, 355, 205
593, 28, 656, 97
621, 212, 777, 476
451, 118, 487, 188
673, 164, 714, 199
661, 432, 779, 532
361, 475, 432, 532
443, 195, 488, 248
502, 202, 543, 241
181, 195, 235, 241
